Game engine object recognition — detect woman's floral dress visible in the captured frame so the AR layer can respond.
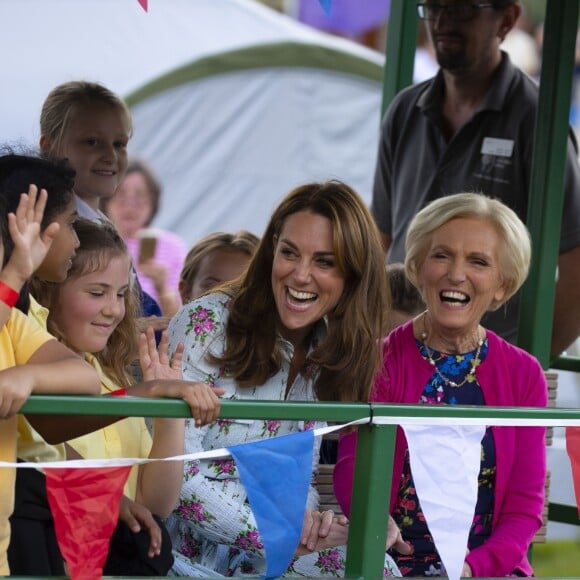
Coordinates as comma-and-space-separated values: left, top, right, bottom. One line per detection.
166, 292, 400, 577
389, 339, 495, 577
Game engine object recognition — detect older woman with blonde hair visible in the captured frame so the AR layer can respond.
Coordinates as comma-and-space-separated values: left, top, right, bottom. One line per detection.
165, 180, 399, 577
335, 192, 547, 578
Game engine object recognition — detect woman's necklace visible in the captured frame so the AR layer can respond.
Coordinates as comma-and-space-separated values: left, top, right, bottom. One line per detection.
420, 311, 483, 389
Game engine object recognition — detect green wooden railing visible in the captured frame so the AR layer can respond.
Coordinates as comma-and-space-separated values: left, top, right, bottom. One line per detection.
21, 396, 580, 579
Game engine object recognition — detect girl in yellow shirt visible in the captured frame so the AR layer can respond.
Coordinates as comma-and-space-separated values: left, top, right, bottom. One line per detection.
31, 218, 222, 575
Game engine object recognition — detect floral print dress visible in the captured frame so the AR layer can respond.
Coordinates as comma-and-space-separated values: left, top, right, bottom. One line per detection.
166, 292, 401, 578
389, 339, 496, 577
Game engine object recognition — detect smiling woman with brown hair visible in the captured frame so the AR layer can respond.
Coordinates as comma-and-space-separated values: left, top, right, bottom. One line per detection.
165, 180, 398, 577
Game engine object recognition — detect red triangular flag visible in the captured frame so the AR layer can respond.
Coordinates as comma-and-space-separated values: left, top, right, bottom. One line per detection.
45, 466, 131, 580
137, 0, 148, 11
566, 427, 580, 517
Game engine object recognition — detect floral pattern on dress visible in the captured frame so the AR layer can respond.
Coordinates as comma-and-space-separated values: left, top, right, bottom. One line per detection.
183, 460, 199, 482
314, 549, 344, 576
175, 496, 216, 524
217, 418, 234, 435
209, 458, 237, 477
184, 304, 219, 345
178, 529, 202, 559
261, 419, 282, 437
234, 525, 264, 552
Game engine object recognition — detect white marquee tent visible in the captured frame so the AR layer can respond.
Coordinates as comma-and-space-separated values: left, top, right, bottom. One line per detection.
1, 0, 384, 243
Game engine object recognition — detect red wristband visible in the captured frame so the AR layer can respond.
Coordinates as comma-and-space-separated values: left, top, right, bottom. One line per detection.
0, 281, 19, 308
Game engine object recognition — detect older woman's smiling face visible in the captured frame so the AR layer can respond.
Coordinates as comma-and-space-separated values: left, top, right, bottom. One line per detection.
418, 216, 506, 337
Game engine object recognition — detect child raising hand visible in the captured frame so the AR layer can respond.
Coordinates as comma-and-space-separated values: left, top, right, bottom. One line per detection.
0, 183, 100, 575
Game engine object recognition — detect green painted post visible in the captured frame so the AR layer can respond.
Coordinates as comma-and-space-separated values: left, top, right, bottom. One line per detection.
518, 0, 579, 366
381, 0, 418, 116
344, 423, 396, 579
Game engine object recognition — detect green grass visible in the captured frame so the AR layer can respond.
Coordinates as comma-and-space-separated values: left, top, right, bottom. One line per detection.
532, 540, 580, 577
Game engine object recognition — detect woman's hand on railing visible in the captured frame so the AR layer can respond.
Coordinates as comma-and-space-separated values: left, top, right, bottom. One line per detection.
295, 509, 349, 555
386, 514, 412, 554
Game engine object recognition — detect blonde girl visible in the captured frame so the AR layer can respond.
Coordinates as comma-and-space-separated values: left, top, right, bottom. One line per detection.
39, 81, 131, 219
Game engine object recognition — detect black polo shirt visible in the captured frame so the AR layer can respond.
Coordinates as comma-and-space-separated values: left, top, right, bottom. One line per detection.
372, 53, 580, 342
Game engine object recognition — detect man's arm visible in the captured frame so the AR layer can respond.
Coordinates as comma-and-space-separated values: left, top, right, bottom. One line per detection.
551, 245, 580, 356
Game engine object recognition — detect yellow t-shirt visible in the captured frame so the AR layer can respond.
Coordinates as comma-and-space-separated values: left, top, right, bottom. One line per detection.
67, 354, 152, 500
17, 296, 66, 462
0, 308, 54, 575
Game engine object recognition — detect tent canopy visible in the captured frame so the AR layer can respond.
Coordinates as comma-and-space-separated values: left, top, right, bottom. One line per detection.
1, 0, 384, 243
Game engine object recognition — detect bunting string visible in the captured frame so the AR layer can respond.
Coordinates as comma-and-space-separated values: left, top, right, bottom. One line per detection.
5, 413, 579, 580
3, 414, 580, 469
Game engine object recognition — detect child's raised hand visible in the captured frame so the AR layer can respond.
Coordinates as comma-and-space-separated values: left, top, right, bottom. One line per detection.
139, 327, 182, 382
5, 185, 60, 285
137, 326, 223, 426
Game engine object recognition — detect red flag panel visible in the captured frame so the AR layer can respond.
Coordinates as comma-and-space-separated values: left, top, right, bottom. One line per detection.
45, 466, 131, 580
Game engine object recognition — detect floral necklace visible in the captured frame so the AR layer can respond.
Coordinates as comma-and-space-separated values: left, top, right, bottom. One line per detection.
420, 311, 483, 388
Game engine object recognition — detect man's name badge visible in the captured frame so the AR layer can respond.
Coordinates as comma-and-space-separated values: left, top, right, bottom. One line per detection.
481, 137, 514, 157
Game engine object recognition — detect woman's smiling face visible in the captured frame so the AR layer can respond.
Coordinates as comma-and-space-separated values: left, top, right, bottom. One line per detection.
271, 210, 345, 348
418, 216, 506, 337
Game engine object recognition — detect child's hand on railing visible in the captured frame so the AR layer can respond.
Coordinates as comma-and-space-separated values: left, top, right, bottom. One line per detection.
0, 366, 34, 417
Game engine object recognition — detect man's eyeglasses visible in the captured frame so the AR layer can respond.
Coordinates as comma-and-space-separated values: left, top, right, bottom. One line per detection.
416, 2, 495, 22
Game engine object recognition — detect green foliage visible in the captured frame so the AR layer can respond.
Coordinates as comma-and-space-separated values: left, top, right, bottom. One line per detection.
533, 540, 580, 577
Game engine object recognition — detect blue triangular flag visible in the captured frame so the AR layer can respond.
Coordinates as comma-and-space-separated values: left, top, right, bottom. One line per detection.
228, 429, 314, 578
318, 0, 332, 17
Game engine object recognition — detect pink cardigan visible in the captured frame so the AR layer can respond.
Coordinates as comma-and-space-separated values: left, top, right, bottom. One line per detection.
334, 321, 547, 577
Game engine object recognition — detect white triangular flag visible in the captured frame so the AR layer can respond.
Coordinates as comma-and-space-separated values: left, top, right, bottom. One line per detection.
401, 424, 485, 580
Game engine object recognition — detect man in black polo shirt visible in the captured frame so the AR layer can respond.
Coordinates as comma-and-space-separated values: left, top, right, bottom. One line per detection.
372, 0, 580, 354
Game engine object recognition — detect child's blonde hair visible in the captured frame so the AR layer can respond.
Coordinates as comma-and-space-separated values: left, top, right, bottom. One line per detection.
40, 81, 133, 157
30, 218, 139, 388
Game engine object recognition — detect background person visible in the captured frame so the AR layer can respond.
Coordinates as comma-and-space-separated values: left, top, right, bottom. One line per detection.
178, 230, 259, 304
103, 160, 187, 317
371, 0, 580, 355
335, 193, 547, 578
